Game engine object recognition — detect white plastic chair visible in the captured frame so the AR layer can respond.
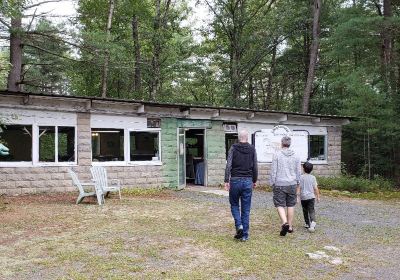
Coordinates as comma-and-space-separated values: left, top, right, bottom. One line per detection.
68, 169, 104, 205
90, 166, 122, 199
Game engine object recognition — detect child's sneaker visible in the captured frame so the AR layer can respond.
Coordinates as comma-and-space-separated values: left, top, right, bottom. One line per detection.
308, 221, 316, 232
304, 224, 310, 229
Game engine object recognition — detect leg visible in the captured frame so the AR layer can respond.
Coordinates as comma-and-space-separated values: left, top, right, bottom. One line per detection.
308, 198, 316, 222
229, 179, 242, 230
276, 207, 288, 225
285, 185, 298, 230
301, 200, 310, 226
273, 186, 287, 224
240, 179, 253, 239
287, 207, 295, 229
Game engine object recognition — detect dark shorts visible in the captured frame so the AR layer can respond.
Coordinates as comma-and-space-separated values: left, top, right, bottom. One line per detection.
273, 185, 297, 207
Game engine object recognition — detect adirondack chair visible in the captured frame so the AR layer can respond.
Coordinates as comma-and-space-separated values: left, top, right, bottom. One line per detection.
68, 169, 104, 205
90, 166, 122, 199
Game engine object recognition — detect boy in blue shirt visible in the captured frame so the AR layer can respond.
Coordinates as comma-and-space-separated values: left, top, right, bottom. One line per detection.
299, 162, 320, 232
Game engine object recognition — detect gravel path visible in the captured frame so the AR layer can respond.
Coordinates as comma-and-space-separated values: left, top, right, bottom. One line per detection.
176, 188, 400, 280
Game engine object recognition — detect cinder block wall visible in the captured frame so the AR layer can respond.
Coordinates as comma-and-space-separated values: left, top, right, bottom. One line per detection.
0, 114, 343, 195
313, 126, 342, 177
161, 118, 179, 188
0, 113, 164, 195
206, 121, 226, 187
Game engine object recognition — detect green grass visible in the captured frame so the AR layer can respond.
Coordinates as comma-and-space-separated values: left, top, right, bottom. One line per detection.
322, 189, 400, 201
0, 191, 398, 279
317, 175, 395, 193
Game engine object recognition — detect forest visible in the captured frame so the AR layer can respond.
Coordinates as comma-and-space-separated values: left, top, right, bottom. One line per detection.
0, 0, 399, 184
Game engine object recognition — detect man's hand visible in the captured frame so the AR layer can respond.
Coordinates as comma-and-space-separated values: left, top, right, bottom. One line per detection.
253, 182, 257, 188
316, 196, 320, 203
224, 182, 230, 191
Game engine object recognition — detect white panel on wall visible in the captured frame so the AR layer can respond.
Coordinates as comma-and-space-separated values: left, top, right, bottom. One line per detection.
91, 114, 147, 129
255, 128, 308, 162
0, 108, 77, 126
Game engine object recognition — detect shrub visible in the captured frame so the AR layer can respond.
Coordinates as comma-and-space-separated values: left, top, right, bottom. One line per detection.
317, 176, 395, 193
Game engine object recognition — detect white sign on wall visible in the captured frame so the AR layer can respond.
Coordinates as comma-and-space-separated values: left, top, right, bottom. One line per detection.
254, 125, 309, 162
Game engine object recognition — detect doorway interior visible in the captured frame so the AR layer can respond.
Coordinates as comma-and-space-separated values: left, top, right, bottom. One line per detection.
185, 129, 205, 186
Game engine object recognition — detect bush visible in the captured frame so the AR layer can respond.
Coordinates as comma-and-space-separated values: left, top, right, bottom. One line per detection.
317, 176, 395, 193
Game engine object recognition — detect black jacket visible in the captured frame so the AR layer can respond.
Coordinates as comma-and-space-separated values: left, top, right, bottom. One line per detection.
224, 142, 258, 183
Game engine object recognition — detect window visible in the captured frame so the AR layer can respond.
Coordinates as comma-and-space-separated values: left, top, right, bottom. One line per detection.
225, 133, 238, 159
309, 135, 326, 161
58, 127, 76, 162
39, 126, 75, 162
130, 131, 160, 161
92, 129, 124, 162
147, 118, 161, 128
0, 125, 32, 162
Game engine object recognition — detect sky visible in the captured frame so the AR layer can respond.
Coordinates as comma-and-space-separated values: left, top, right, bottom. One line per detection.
22, 0, 212, 42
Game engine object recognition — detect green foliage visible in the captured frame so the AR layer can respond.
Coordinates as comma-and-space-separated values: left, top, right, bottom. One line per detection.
317, 176, 395, 193
0, 51, 10, 89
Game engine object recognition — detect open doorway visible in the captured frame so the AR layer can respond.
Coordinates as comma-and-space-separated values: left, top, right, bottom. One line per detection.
185, 129, 206, 186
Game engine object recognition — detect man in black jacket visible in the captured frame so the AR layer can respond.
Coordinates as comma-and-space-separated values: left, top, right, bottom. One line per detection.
224, 129, 258, 242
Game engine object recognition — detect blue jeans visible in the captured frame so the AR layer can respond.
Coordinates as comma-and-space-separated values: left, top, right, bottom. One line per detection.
229, 178, 253, 238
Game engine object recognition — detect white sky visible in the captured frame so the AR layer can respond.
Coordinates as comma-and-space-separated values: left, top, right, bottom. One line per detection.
23, 0, 212, 41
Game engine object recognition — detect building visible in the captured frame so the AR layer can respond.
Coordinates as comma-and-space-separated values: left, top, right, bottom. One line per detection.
0, 91, 350, 195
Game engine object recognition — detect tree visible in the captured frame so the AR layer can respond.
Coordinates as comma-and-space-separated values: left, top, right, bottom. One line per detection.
302, 0, 321, 113
1, 0, 70, 92
100, 0, 115, 98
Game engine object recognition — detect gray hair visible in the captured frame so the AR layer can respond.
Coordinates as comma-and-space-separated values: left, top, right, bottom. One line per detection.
281, 136, 291, 147
238, 129, 249, 142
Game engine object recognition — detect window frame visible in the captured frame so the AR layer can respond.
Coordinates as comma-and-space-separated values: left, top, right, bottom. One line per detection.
37, 125, 77, 166
0, 124, 77, 167
308, 134, 328, 165
127, 128, 162, 166
91, 128, 126, 165
90, 128, 162, 166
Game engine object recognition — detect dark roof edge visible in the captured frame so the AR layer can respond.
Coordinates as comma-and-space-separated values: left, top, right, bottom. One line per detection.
0, 90, 353, 120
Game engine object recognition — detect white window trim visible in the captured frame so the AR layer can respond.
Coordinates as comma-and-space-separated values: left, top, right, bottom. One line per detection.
128, 129, 162, 165
308, 134, 328, 164
91, 128, 126, 164
36, 125, 77, 166
0, 124, 78, 167
90, 127, 162, 166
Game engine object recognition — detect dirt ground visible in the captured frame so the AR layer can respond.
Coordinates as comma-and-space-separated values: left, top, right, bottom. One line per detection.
1, 189, 399, 280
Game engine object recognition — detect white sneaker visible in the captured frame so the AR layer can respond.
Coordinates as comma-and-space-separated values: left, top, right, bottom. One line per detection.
308, 221, 316, 232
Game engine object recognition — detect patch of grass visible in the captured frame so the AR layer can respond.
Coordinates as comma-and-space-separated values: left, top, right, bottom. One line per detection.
318, 175, 395, 193
122, 187, 170, 197
0, 194, 8, 211
1, 191, 398, 279
322, 189, 400, 201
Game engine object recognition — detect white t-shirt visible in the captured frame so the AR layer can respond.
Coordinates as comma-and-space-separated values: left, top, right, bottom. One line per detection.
299, 174, 318, 200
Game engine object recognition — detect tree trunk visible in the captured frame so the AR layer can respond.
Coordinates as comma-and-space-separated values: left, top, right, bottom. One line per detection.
381, 0, 393, 95
265, 44, 277, 110
100, 0, 115, 98
132, 15, 142, 94
149, 0, 163, 100
7, 17, 23, 92
302, 0, 321, 113
248, 76, 254, 108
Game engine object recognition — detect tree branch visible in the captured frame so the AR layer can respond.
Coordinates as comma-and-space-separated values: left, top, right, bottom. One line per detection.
0, 18, 11, 29
23, 0, 65, 10
24, 43, 80, 62
204, 0, 233, 41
